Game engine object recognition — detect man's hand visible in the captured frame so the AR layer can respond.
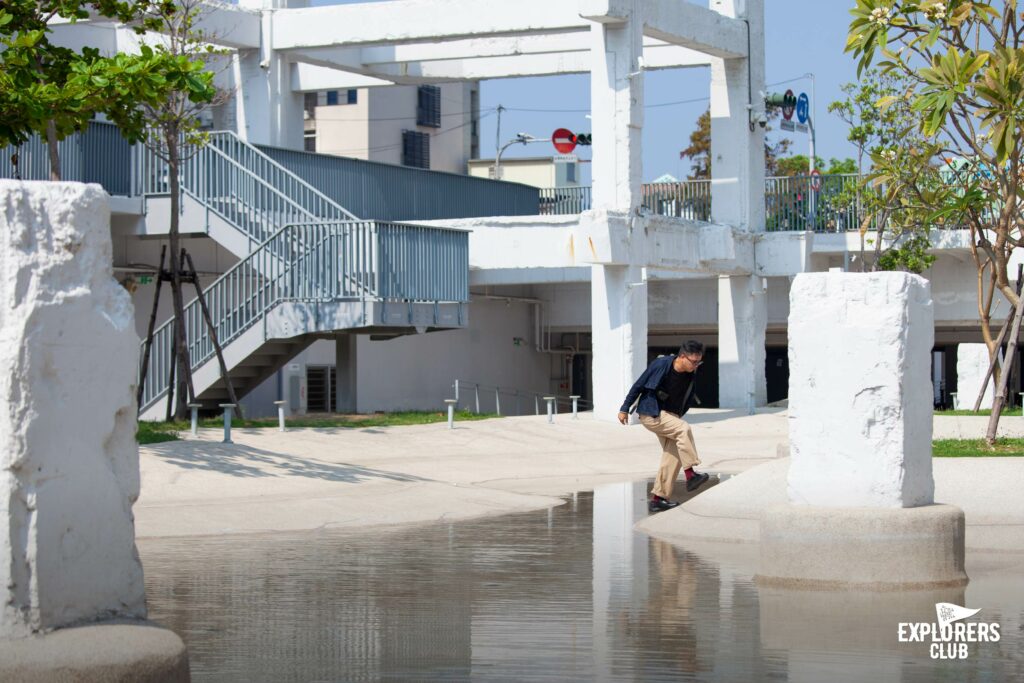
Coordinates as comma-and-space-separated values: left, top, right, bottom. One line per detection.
617, 411, 629, 425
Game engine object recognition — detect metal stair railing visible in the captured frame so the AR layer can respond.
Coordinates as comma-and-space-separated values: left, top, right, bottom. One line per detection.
134, 132, 358, 246
139, 221, 469, 412
451, 379, 593, 416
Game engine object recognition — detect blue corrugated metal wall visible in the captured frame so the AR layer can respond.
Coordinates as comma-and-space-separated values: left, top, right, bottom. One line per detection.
256, 145, 540, 220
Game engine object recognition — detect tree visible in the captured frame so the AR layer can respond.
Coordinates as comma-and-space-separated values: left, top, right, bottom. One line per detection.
680, 107, 793, 178
135, 0, 229, 420
0, 0, 212, 179
847, 0, 1024, 442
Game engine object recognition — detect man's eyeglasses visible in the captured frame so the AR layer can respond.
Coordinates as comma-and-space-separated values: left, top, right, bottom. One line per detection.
686, 356, 704, 367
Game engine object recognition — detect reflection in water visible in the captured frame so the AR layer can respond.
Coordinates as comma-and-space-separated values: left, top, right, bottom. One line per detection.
139, 481, 1024, 682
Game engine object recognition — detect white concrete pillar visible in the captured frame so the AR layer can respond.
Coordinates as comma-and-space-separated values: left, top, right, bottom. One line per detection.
955, 343, 994, 410
788, 272, 934, 507
717, 274, 766, 411
591, 264, 647, 421
587, 1, 643, 212
0, 182, 145, 637
710, 0, 766, 231
335, 334, 358, 413
235, 0, 307, 148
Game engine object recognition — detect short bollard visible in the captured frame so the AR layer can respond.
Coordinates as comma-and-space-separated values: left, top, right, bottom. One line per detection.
570, 395, 580, 419
274, 400, 287, 432
544, 396, 555, 424
220, 403, 236, 444
949, 392, 958, 410
188, 403, 201, 436
445, 399, 458, 429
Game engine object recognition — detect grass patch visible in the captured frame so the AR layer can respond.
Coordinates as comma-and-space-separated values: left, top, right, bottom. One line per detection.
137, 421, 181, 444
137, 410, 496, 443
933, 438, 1024, 457
937, 409, 1024, 413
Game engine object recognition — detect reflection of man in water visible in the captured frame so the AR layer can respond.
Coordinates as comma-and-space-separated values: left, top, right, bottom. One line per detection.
617, 341, 710, 512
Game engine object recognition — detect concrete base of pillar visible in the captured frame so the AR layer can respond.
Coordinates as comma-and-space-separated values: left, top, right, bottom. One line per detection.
0, 620, 189, 682
756, 503, 967, 590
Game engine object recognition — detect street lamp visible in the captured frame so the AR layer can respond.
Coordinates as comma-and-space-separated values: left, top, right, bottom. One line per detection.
494, 132, 540, 180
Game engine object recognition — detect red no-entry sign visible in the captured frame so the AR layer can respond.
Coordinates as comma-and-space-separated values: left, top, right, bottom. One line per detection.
552, 128, 577, 154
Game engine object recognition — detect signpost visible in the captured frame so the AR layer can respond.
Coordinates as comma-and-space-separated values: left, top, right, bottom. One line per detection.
551, 128, 577, 154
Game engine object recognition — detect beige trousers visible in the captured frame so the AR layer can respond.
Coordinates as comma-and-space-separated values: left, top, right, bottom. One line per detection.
639, 410, 701, 499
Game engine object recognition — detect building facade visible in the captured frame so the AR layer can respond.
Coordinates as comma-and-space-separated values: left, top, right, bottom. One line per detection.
29, 0, 1010, 421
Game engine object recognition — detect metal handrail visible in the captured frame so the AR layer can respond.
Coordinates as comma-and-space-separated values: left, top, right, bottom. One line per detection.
452, 378, 592, 416
139, 220, 469, 412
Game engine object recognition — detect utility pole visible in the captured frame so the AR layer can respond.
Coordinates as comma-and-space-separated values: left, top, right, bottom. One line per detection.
494, 104, 505, 179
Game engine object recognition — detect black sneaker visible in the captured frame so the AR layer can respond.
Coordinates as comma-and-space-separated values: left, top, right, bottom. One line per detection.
648, 496, 680, 513
686, 472, 710, 492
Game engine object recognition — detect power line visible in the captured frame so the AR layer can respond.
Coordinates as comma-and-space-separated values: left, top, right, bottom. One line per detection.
313, 106, 495, 123
501, 94, 710, 114
320, 109, 494, 156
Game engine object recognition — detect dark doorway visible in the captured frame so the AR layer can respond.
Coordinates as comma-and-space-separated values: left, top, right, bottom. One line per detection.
765, 347, 789, 404
571, 355, 590, 403
306, 365, 336, 413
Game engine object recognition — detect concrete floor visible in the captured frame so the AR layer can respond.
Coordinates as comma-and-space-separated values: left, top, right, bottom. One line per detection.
137, 409, 1024, 552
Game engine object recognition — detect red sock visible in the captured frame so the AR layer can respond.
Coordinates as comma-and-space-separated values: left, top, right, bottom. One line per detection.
684, 468, 695, 481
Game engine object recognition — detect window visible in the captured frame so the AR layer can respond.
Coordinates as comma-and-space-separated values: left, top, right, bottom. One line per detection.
325, 90, 339, 106
304, 132, 316, 152
303, 93, 317, 118
402, 130, 430, 169
416, 85, 441, 128
566, 163, 576, 183
346, 89, 358, 104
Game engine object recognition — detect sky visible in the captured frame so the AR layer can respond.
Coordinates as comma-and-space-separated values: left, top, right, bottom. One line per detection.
307, 0, 860, 182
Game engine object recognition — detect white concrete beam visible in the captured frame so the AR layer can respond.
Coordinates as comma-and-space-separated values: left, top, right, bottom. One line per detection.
272, 0, 588, 50
357, 34, 697, 65
286, 44, 707, 84
644, 0, 748, 59
191, 2, 261, 49
290, 63, 395, 92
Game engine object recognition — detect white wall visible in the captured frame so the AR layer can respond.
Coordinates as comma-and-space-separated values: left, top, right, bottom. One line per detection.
355, 299, 550, 412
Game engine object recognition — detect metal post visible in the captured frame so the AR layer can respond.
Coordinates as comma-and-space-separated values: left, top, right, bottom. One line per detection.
474, 384, 480, 414
544, 396, 555, 424
535, 395, 540, 415
515, 390, 520, 416
495, 388, 501, 416
454, 379, 460, 403
950, 392, 958, 410
220, 403, 235, 444
189, 403, 200, 436
445, 399, 458, 430
274, 400, 287, 432
570, 395, 580, 419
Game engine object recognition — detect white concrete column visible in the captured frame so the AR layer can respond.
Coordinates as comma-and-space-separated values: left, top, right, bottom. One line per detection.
235, 0, 306, 148
709, 0, 765, 231
587, 1, 643, 212
955, 343, 994, 410
335, 334, 358, 413
591, 264, 647, 421
0, 182, 145, 637
788, 272, 934, 507
717, 274, 766, 411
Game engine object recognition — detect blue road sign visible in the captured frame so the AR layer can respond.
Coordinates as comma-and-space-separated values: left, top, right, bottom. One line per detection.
796, 92, 809, 125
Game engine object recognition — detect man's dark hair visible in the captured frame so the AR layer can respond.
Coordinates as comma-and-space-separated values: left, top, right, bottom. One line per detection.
678, 340, 704, 357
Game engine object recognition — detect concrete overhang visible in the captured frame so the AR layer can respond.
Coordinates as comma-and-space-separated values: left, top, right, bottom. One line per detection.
272, 0, 588, 51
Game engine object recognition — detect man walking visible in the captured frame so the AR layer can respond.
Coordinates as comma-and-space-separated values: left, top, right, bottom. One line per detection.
618, 341, 710, 512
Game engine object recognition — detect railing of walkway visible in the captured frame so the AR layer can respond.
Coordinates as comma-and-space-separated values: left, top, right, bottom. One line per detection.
140, 221, 469, 411
0, 122, 132, 194
452, 379, 593, 416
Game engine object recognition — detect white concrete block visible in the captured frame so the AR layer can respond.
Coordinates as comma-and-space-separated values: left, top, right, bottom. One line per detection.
0, 181, 144, 637
787, 272, 934, 508
955, 343, 993, 410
